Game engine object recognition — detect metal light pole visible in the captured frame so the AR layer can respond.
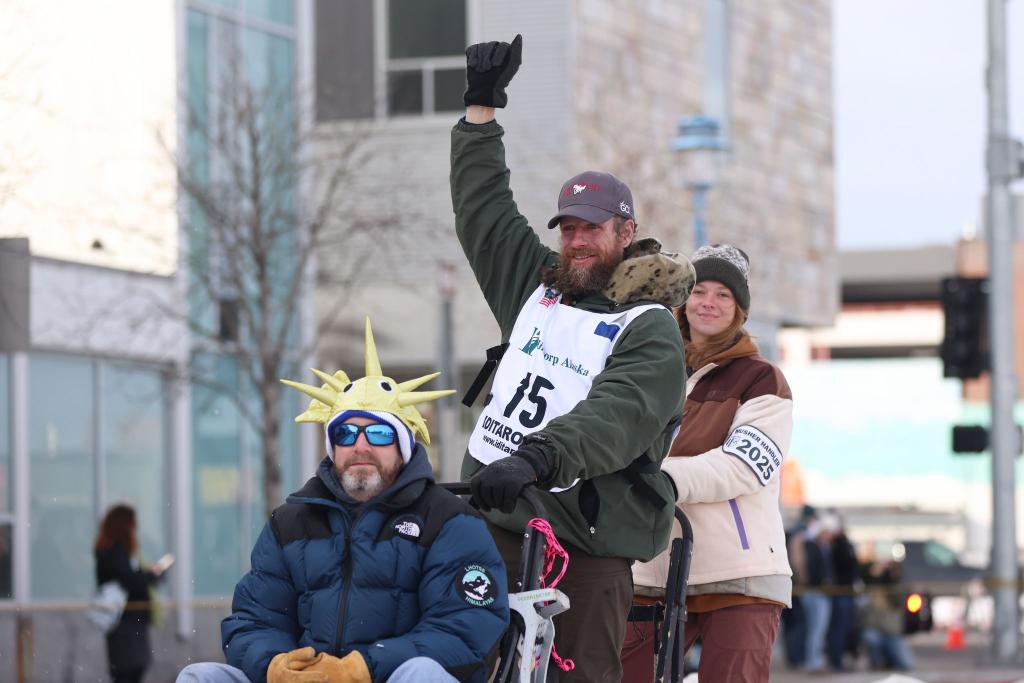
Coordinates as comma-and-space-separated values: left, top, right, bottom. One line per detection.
985, 0, 1023, 664
437, 262, 459, 482
690, 182, 711, 248
672, 115, 728, 249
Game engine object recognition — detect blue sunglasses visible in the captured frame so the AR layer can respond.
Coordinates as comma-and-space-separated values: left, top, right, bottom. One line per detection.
329, 422, 398, 447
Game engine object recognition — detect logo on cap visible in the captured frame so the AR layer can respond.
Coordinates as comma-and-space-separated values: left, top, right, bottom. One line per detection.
548, 171, 634, 229
567, 182, 601, 197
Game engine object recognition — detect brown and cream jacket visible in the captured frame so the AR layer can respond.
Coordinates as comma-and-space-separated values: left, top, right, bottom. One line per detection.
632, 333, 794, 608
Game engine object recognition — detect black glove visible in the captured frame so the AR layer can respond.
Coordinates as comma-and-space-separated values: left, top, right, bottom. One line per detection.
463, 34, 523, 108
471, 444, 548, 513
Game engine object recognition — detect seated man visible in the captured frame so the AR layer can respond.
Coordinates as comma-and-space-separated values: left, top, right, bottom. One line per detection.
177, 320, 509, 683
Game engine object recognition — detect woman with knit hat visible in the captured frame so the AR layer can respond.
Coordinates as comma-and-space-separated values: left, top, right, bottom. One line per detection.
621, 244, 794, 683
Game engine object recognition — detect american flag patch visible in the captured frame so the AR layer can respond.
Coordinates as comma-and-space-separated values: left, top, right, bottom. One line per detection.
538, 288, 559, 307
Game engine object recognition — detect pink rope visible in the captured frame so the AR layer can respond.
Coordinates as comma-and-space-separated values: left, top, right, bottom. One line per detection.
526, 517, 576, 673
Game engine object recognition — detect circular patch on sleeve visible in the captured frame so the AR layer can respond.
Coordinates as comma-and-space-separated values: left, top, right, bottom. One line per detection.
456, 564, 497, 607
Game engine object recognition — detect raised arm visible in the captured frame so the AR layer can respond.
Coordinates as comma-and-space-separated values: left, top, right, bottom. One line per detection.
451, 35, 555, 336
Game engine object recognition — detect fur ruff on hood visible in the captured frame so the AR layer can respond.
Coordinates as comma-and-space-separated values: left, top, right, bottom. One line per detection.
602, 237, 696, 308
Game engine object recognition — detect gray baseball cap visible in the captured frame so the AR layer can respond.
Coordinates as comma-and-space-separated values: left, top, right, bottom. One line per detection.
546, 171, 635, 229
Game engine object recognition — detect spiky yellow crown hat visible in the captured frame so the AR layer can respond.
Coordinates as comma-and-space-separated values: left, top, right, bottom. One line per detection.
281, 318, 455, 462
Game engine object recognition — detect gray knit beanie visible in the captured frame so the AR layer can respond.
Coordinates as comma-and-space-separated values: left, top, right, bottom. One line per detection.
691, 243, 751, 313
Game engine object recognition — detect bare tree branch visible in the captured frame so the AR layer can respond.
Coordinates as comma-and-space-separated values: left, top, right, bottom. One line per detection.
160, 50, 413, 517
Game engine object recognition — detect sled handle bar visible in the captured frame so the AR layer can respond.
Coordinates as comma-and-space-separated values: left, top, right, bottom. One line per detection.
674, 507, 693, 542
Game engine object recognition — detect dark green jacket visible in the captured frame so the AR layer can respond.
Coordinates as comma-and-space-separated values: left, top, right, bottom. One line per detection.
451, 118, 691, 561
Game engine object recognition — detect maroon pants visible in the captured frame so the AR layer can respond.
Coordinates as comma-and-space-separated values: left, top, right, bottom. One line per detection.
488, 523, 633, 683
620, 602, 782, 683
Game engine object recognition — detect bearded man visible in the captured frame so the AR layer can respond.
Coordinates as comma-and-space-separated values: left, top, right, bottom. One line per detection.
175, 320, 508, 683
451, 34, 694, 683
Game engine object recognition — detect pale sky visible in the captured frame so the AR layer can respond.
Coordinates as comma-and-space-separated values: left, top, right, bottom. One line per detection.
834, 0, 1024, 249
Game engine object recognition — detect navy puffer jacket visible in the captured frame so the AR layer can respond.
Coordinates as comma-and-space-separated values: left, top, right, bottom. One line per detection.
221, 448, 509, 683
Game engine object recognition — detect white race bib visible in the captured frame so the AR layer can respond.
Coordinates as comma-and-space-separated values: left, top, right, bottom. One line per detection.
468, 285, 666, 492
723, 424, 783, 486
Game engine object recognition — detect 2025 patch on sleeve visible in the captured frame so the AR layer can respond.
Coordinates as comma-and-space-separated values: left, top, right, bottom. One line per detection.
722, 424, 782, 486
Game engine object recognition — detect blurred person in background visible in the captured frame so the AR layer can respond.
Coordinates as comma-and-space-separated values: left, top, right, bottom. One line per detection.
801, 512, 839, 672
94, 504, 168, 683
624, 244, 794, 683
781, 504, 817, 667
825, 511, 860, 671
860, 559, 915, 671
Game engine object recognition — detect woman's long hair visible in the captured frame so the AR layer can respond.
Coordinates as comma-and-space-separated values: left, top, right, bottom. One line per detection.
94, 504, 138, 554
675, 305, 747, 371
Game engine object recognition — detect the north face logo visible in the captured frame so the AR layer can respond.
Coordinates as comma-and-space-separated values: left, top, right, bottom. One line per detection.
394, 521, 420, 538
390, 514, 423, 540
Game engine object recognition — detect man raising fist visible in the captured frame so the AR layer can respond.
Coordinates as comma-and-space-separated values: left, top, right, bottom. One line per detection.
452, 34, 693, 683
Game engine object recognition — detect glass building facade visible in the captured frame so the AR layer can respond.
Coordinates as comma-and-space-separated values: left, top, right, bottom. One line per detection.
0, 0, 306, 608
185, 0, 302, 595
24, 353, 169, 601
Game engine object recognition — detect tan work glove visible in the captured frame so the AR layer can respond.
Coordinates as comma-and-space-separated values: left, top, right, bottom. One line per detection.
266, 647, 328, 683
306, 651, 371, 683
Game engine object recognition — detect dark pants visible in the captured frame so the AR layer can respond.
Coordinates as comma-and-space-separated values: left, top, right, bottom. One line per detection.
781, 596, 806, 667
489, 523, 633, 683
620, 603, 781, 683
827, 594, 857, 670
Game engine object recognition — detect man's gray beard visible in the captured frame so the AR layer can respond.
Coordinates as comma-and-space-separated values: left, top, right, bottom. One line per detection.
341, 469, 386, 501
339, 462, 399, 499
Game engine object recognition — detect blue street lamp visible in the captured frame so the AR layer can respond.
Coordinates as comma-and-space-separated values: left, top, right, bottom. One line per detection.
671, 115, 728, 248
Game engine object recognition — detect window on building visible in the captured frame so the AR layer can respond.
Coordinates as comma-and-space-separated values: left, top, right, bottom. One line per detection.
103, 364, 169, 566
316, 0, 466, 120
190, 351, 302, 595
206, 0, 294, 25
385, 0, 466, 115
27, 354, 171, 600
191, 352, 245, 596
187, 2, 303, 595
29, 355, 95, 600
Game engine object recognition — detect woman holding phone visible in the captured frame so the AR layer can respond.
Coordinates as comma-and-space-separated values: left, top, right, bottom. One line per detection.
94, 504, 172, 683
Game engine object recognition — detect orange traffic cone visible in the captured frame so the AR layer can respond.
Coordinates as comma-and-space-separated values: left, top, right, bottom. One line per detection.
945, 623, 966, 650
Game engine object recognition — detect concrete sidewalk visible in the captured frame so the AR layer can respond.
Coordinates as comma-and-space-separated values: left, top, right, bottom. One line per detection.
769, 630, 1024, 683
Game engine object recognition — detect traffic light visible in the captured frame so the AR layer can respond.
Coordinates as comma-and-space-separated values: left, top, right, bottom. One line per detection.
952, 425, 988, 453
951, 424, 1023, 455
940, 277, 988, 378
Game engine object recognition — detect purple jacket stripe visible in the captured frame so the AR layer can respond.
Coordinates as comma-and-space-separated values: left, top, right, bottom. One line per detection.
729, 499, 750, 550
